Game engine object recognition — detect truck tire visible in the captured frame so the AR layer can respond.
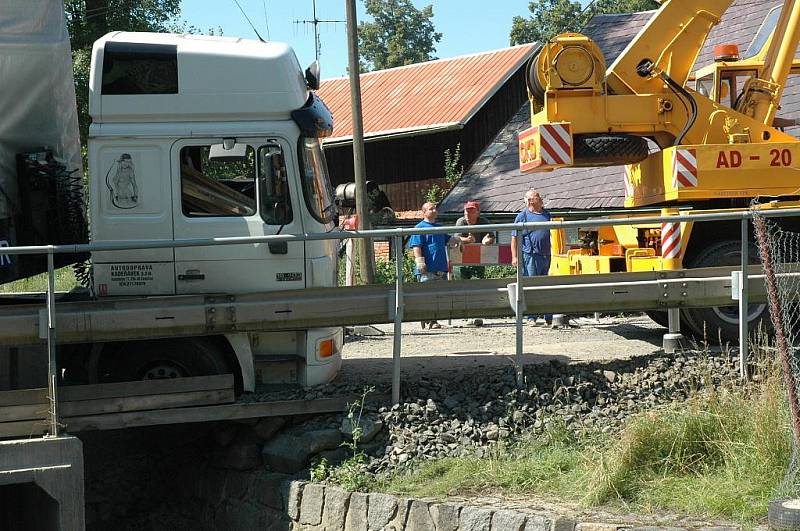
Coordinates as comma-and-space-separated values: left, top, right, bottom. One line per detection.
683, 240, 770, 343
768, 498, 800, 530
573, 134, 649, 166
110, 338, 231, 381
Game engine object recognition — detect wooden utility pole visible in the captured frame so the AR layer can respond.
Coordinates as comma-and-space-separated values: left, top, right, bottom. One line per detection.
345, 0, 375, 283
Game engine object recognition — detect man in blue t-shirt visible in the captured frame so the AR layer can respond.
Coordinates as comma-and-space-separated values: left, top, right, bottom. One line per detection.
510, 189, 552, 325
408, 202, 453, 329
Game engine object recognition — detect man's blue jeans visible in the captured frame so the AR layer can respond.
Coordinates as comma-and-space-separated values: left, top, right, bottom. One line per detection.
522, 253, 552, 323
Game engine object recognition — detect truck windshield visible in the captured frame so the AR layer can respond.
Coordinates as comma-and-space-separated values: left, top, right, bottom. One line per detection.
298, 137, 335, 224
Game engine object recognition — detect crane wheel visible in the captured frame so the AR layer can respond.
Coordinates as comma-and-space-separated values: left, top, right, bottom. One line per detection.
573, 134, 649, 167
683, 240, 771, 342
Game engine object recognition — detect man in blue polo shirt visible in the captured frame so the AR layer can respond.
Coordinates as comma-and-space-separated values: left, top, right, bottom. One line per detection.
510, 189, 552, 326
408, 201, 453, 329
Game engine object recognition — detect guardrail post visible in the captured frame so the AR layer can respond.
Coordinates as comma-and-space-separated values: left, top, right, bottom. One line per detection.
515, 231, 524, 387
46, 247, 59, 437
739, 217, 749, 380
392, 235, 404, 404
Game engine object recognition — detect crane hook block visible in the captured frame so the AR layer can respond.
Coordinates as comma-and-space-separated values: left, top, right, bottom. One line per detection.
528, 33, 607, 102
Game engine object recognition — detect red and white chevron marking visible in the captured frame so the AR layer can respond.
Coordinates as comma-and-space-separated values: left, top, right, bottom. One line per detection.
539, 123, 572, 166
672, 148, 698, 189
661, 222, 681, 259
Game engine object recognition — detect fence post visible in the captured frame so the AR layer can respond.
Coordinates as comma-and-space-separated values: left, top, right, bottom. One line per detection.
515, 230, 524, 388
46, 248, 59, 437
392, 235, 404, 404
739, 216, 749, 380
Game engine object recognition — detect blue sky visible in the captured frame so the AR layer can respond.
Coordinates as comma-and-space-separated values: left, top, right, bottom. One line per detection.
180, 1, 586, 79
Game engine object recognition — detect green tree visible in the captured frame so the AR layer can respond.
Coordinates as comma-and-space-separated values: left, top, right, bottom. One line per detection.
358, 0, 442, 71
510, 0, 659, 45
64, 0, 183, 141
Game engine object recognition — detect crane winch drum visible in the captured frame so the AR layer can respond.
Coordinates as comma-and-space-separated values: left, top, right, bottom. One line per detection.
525, 33, 650, 168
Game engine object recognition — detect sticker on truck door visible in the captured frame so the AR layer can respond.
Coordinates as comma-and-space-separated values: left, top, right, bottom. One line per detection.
105, 153, 140, 209
94, 262, 174, 296
276, 272, 302, 282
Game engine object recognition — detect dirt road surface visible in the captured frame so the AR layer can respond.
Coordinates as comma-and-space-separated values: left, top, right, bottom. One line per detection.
336, 314, 667, 387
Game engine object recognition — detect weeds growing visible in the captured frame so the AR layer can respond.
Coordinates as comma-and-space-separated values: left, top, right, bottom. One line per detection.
376, 346, 794, 524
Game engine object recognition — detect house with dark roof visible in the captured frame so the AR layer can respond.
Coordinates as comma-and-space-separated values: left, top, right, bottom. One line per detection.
441, 0, 792, 215
317, 44, 537, 211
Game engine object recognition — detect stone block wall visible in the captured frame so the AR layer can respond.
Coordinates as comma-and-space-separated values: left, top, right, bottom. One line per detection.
285, 481, 748, 531
288, 481, 563, 531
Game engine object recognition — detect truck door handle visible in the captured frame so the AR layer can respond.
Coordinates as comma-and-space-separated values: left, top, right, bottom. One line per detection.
178, 272, 205, 281
269, 242, 288, 254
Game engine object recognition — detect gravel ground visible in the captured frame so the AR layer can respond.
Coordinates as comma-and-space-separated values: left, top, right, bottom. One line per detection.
335, 314, 668, 388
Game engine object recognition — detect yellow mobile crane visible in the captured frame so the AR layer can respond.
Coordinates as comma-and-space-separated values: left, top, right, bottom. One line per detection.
519, 0, 800, 340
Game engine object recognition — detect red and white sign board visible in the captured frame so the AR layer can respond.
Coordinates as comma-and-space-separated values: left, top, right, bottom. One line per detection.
519, 122, 573, 172
450, 244, 513, 266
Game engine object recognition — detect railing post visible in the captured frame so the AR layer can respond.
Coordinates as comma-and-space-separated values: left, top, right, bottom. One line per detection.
392, 235, 404, 404
515, 230, 524, 388
46, 248, 59, 437
739, 216, 749, 380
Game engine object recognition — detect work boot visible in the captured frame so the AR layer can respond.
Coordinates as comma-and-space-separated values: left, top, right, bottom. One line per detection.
428, 321, 442, 329
467, 318, 484, 327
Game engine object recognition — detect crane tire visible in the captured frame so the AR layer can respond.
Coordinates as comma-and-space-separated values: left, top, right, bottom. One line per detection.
573, 134, 649, 166
683, 240, 771, 342
769, 498, 800, 530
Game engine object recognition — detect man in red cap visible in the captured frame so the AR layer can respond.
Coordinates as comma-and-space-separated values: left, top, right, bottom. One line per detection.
454, 200, 496, 327
453, 200, 495, 281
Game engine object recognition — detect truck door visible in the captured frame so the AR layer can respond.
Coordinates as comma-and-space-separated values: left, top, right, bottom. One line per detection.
171, 138, 306, 294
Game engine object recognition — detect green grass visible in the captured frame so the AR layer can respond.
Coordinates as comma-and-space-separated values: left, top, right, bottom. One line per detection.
374, 356, 794, 525
0, 267, 80, 293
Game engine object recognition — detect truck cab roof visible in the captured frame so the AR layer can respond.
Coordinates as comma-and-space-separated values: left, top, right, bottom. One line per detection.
90, 32, 310, 124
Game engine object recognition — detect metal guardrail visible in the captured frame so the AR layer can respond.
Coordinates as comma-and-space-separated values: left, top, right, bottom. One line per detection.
3, 206, 799, 429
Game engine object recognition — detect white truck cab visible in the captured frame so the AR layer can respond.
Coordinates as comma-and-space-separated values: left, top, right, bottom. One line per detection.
85, 33, 342, 388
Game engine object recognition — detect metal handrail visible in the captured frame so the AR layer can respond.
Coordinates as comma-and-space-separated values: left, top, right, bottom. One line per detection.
3, 206, 797, 431
3, 206, 800, 257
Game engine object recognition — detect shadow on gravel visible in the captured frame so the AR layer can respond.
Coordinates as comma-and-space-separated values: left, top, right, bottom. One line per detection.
599, 323, 664, 346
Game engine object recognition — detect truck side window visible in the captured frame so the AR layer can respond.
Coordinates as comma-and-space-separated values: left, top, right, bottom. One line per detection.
258, 145, 293, 225
180, 145, 257, 217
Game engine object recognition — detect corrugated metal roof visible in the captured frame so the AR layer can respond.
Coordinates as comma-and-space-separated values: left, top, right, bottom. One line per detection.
318, 44, 537, 143
442, 1, 794, 213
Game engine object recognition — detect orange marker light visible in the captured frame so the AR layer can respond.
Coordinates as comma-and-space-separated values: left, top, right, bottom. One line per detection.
319, 338, 334, 358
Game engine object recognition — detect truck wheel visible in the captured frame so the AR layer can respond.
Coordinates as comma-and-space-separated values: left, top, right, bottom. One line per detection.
111, 338, 231, 381
683, 241, 770, 343
573, 134, 649, 166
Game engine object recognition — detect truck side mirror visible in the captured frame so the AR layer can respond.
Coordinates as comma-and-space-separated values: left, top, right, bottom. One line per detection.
305, 61, 320, 90
209, 140, 247, 162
